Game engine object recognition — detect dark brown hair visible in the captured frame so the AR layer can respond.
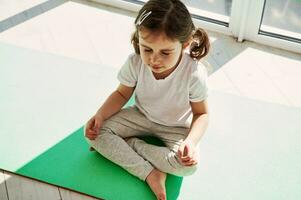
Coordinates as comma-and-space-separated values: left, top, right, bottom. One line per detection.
131, 0, 210, 61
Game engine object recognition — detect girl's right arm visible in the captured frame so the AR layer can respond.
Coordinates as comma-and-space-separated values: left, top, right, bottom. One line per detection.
85, 84, 134, 140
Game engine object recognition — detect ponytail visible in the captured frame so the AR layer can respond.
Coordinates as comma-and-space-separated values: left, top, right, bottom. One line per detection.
189, 28, 210, 61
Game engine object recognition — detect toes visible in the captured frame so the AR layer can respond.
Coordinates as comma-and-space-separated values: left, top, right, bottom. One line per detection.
157, 193, 166, 200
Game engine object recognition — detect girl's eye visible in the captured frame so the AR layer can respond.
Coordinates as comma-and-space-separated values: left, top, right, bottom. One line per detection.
142, 48, 170, 56
161, 52, 170, 56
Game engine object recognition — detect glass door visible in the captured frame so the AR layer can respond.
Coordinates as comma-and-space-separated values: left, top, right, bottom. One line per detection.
129, 0, 233, 26
260, 0, 301, 43
94, 0, 301, 53
181, 0, 233, 26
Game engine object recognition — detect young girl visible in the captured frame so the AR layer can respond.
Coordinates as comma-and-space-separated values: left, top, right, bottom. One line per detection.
85, 0, 210, 199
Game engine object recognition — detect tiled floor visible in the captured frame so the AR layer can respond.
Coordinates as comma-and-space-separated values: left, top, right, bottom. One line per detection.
0, 0, 67, 32
0, 0, 301, 199
0, 0, 48, 21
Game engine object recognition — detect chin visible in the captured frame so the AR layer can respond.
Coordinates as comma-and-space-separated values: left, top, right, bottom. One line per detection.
152, 68, 164, 73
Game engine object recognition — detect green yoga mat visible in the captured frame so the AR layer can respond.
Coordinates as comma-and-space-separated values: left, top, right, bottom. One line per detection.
16, 126, 182, 200
13, 98, 183, 200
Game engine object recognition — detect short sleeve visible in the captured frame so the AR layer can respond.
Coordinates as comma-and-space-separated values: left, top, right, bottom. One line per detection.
189, 63, 208, 102
117, 54, 139, 87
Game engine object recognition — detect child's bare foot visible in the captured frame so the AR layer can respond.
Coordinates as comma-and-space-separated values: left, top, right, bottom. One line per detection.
146, 168, 167, 200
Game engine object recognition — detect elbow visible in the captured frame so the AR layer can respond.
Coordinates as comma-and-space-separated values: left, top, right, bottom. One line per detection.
193, 113, 209, 126
202, 113, 209, 126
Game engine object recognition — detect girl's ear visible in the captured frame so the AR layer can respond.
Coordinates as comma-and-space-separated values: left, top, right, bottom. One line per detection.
182, 37, 192, 49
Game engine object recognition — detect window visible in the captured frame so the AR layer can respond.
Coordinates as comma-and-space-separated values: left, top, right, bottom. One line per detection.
95, 0, 301, 53
260, 0, 301, 43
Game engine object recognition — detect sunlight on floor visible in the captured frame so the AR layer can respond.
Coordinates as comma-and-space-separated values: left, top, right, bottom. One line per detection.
0, 1, 135, 69
209, 47, 301, 107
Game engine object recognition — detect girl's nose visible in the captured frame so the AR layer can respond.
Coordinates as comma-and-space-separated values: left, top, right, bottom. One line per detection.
150, 53, 160, 64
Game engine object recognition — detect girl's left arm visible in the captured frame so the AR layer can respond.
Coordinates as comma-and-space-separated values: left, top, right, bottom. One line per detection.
177, 100, 209, 165
186, 100, 209, 146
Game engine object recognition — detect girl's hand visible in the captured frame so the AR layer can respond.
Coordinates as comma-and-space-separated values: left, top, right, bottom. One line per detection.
84, 114, 104, 140
177, 139, 199, 166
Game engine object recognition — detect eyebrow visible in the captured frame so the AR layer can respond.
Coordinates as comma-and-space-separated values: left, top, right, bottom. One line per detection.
140, 43, 175, 52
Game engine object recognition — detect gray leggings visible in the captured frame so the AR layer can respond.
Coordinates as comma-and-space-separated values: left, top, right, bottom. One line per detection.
85, 106, 198, 181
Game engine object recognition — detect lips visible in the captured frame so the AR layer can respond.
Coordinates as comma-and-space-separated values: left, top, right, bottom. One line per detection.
151, 65, 162, 69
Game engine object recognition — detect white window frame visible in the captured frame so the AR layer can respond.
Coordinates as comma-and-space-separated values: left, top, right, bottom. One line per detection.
92, 0, 301, 54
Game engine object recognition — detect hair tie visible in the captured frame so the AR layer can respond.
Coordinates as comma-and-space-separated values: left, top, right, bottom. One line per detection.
192, 38, 200, 47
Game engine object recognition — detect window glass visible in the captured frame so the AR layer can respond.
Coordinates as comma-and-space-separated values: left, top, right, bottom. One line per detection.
136, 0, 232, 23
260, 0, 301, 41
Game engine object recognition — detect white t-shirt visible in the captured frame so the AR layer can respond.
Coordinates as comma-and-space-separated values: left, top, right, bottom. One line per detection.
118, 52, 208, 128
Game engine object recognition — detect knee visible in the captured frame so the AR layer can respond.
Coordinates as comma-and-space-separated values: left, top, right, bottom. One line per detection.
174, 162, 198, 176
83, 127, 106, 147
85, 127, 117, 148
167, 153, 198, 176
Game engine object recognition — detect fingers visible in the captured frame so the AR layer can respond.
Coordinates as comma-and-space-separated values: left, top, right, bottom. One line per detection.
93, 119, 100, 131
177, 144, 184, 158
85, 121, 93, 136
180, 154, 198, 166
86, 130, 98, 140
178, 145, 198, 166
181, 156, 191, 162
182, 159, 198, 166
183, 145, 189, 157
178, 145, 192, 159
85, 118, 100, 140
